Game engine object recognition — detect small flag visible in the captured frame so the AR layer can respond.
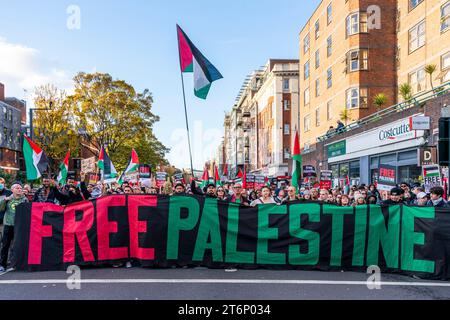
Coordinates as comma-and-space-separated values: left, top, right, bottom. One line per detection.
98, 146, 118, 181
291, 130, 302, 192
124, 149, 140, 175
200, 168, 210, 190
214, 165, 222, 187
423, 167, 440, 177
57, 150, 70, 185
223, 164, 228, 178
177, 24, 223, 99
23, 134, 49, 181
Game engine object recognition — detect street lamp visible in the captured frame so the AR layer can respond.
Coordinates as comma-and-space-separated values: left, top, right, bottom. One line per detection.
29, 101, 53, 140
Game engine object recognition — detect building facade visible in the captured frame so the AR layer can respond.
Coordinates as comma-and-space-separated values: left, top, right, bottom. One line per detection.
397, 0, 450, 97
298, 0, 398, 150
222, 59, 299, 178
0, 83, 26, 173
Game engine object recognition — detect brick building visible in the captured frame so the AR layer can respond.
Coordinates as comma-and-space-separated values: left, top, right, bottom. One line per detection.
301, 90, 450, 186
0, 83, 26, 174
297, 0, 398, 150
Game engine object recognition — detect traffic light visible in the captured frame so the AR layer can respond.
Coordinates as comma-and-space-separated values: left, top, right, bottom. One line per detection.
439, 118, 450, 166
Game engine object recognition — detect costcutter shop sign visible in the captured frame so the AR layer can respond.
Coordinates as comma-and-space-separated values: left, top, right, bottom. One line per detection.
328, 116, 425, 161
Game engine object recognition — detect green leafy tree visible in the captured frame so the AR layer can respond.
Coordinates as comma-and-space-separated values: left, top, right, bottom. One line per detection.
67, 72, 168, 168
33, 84, 81, 175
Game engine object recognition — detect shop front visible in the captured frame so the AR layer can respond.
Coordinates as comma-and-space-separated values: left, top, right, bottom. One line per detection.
326, 115, 426, 186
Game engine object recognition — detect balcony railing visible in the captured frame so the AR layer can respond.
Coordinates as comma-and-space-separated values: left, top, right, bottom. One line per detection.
317, 81, 450, 143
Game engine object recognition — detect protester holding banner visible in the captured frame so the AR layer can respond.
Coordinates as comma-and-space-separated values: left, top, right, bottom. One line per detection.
0, 177, 12, 226
427, 187, 448, 207
33, 178, 58, 203
216, 187, 229, 202
0, 183, 28, 272
281, 186, 299, 204
382, 187, 406, 205
250, 186, 276, 206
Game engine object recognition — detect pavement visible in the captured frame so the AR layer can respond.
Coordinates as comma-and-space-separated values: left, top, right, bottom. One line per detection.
1, 267, 450, 300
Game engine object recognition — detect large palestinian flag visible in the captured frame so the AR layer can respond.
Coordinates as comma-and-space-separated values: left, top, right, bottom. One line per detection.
177, 24, 223, 99
118, 149, 140, 185
98, 146, 118, 182
57, 150, 70, 185
23, 134, 49, 181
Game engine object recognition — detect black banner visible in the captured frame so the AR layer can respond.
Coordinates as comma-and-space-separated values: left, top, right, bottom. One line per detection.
12, 195, 450, 279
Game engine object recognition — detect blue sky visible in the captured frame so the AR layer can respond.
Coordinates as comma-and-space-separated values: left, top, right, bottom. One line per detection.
0, 0, 320, 169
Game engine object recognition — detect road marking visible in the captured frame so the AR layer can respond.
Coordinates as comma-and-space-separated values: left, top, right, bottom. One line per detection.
0, 279, 449, 287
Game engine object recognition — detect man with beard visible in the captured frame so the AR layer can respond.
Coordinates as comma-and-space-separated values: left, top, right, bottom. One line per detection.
33, 177, 58, 203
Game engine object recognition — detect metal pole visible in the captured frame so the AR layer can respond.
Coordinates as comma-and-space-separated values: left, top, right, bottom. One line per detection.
29, 108, 33, 140
177, 25, 195, 178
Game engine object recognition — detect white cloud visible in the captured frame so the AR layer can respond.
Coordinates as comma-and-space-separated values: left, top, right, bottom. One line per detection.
0, 37, 73, 102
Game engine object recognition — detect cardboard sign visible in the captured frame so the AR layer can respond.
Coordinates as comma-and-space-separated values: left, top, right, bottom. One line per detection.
246, 174, 255, 190
319, 170, 332, 190
86, 173, 100, 185
423, 164, 442, 193
254, 175, 266, 189
303, 165, 317, 178
81, 157, 97, 174
156, 172, 167, 188
378, 165, 396, 192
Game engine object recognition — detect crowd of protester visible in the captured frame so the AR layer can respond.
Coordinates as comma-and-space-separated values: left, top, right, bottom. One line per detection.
0, 173, 448, 272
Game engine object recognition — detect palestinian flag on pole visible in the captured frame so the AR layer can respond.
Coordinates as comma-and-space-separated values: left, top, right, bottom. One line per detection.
291, 130, 302, 192
200, 168, 210, 190
177, 24, 223, 99
223, 164, 228, 179
23, 134, 49, 181
214, 165, 222, 187
234, 168, 244, 184
98, 146, 118, 182
124, 149, 140, 175
57, 150, 70, 185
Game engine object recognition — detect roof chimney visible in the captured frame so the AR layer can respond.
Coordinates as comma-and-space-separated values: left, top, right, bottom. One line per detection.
0, 83, 4, 101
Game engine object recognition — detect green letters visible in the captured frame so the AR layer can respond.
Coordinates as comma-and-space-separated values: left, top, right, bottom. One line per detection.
193, 198, 223, 262
167, 196, 200, 259
401, 206, 435, 273
257, 205, 287, 264
367, 206, 400, 268
288, 203, 320, 265
225, 203, 255, 264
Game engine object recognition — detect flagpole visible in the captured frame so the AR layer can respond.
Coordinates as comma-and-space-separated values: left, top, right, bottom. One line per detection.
177, 25, 195, 179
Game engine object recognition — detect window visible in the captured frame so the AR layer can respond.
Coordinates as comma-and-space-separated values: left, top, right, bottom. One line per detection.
327, 68, 332, 88
284, 148, 291, 160
346, 87, 368, 109
315, 108, 320, 127
327, 36, 332, 57
327, 3, 332, 25
283, 100, 291, 111
283, 78, 290, 91
396, 45, 401, 69
346, 12, 367, 36
315, 79, 320, 97
304, 115, 311, 132
327, 101, 332, 120
303, 34, 310, 54
442, 52, 450, 82
304, 61, 310, 79
315, 20, 320, 39
409, 68, 426, 93
284, 124, 290, 135
349, 161, 360, 179
347, 49, 368, 72
409, 20, 425, 53
304, 88, 310, 105
315, 50, 320, 68
409, 0, 424, 11
442, 2, 450, 33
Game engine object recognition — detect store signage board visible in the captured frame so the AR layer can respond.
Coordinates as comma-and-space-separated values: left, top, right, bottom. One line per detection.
409, 116, 430, 130
328, 116, 425, 160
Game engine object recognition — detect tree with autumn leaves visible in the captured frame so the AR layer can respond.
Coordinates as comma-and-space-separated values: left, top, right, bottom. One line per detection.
32, 72, 169, 174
